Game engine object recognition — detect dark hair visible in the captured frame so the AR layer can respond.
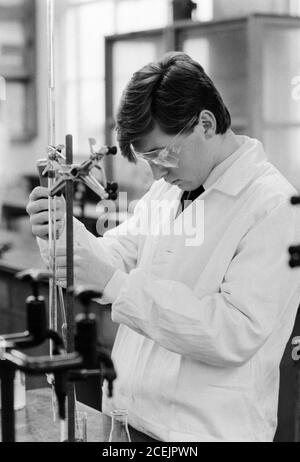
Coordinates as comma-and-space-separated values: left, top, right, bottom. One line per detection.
116, 51, 231, 162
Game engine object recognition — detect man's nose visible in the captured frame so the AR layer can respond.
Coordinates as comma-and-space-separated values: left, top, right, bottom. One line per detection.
149, 163, 168, 180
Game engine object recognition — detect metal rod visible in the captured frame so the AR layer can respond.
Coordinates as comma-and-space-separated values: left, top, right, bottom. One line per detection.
0, 367, 16, 442
65, 134, 75, 442
47, 0, 57, 334
47, 0, 55, 147
48, 191, 58, 336
47, 0, 58, 422
82, 174, 107, 199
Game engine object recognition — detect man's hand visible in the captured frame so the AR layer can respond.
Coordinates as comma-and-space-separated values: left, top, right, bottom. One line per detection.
56, 246, 116, 292
26, 187, 66, 240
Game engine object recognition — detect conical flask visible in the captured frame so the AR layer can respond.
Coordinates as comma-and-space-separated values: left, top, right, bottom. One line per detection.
108, 409, 131, 442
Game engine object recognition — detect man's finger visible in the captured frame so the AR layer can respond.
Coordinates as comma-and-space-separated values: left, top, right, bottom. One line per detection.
32, 224, 49, 238
29, 211, 49, 226
26, 198, 65, 215
29, 187, 50, 201
26, 199, 49, 215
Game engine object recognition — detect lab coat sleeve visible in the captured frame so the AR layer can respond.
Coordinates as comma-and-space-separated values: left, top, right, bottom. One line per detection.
37, 215, 141, 304
36, 188, 151, 282
108, 201, 300, 367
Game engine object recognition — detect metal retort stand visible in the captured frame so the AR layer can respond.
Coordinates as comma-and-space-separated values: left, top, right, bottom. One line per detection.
0, 270, 117, 442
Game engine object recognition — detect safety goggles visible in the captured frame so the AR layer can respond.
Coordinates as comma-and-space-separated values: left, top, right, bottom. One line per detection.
133, 115, 199, 168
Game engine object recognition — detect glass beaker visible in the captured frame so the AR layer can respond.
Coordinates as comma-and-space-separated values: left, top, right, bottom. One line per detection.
14, 371, 26, 410
75, 411, 87, 442
109, 409, 131, 442
61, 411, 87, 442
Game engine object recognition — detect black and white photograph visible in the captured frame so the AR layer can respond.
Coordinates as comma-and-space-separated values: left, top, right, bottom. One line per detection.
1, 0, 300, 446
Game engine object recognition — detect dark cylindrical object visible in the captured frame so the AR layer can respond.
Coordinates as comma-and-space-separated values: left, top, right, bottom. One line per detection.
172, 0, 197, 21
54, 371, 68, 420
290, 258, 300, 268
66, 134, 74, 354
107, 146, 117, 155
289, 245, 300, 255
36, 159, 49, 187
75, 313, 98, 368
291, 196, 300, 205
65, 134, 75, 442
0, 367, 16, 442
26, 296, 47, 344
289, 245, 300, 268
106, 182, 118, 201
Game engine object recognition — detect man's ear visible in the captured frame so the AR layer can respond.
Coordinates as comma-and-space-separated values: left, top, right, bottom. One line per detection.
199, 110, 217, 139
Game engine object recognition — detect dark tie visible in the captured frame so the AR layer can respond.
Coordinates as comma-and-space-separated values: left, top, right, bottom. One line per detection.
180, 184, 205, 212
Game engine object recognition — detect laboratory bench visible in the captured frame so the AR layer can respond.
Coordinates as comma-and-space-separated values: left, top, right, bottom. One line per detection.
0, 388, 151, 442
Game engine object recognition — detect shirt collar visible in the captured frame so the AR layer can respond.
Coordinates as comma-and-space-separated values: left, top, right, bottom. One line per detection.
203, 136, 268, 196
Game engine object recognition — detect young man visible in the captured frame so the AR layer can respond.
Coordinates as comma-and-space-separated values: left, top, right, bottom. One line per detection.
27, 52, 300, 442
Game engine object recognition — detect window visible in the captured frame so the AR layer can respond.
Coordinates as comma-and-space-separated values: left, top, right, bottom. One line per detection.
57, 0, 169, 155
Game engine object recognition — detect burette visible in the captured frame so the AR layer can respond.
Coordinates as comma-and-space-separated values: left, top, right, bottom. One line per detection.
47, 0, 57, 336
46, 0, 68, 421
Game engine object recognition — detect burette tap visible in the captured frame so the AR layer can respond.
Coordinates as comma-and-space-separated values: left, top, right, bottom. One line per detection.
49, 140, 118, 200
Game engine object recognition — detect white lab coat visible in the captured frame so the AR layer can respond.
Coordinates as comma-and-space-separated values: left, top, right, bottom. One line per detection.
39, 136, 300, 441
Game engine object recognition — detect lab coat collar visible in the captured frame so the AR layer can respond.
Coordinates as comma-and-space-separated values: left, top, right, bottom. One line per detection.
203, 136, 268, 197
